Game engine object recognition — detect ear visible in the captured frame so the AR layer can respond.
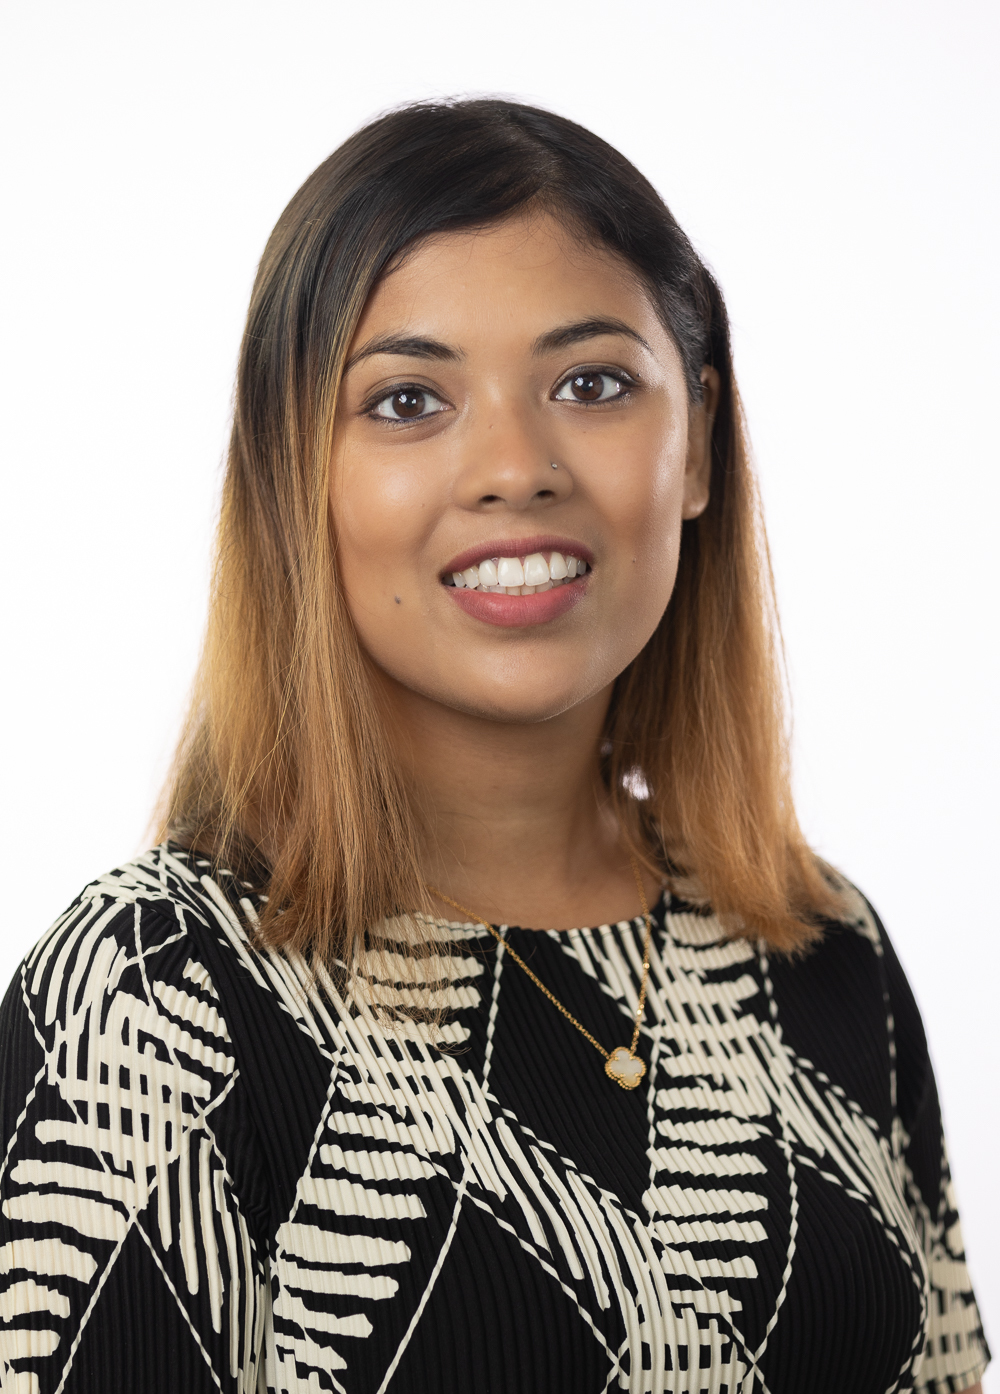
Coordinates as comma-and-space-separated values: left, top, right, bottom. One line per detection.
681, 365, 720, 520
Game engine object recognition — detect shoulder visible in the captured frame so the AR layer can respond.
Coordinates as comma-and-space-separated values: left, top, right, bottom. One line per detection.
0, 843, 256, 1233
0, 847, 273, 1389
0, 843, 254, 1103
16, 842, 257, 1008
763, 868, 930, 1130
773, 865, 898, 977
815, 868, 928, 1085
31, 840, 256, 947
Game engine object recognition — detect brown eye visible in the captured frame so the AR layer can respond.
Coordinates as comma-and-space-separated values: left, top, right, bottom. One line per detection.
389, 389, 425, 417
570, 374, 602, 401
371, 386, 446, 421
554, 371, 627, 404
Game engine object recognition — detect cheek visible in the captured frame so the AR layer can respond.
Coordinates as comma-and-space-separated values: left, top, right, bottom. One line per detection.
641, 456, 686, 584
591, 420, 687, 586
332, 446, 435, 589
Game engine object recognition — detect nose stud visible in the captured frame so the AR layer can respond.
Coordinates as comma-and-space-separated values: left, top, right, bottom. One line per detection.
550, 461, 559, 470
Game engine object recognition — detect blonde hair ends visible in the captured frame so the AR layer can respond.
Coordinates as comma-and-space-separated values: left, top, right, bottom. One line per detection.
158, 98, 839, 968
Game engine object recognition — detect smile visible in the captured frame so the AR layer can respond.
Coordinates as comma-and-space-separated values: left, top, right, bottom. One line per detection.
443, 551, 589, 595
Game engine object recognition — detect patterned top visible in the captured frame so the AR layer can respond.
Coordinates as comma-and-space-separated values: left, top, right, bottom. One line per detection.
0, 844, 989, 1394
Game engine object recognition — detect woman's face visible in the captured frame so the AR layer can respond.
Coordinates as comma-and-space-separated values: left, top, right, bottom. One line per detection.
330, 212, 715, 724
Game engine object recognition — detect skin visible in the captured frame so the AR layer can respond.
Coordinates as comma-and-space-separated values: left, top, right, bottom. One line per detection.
331, 209, 715, 930
328, 215, 987, 1394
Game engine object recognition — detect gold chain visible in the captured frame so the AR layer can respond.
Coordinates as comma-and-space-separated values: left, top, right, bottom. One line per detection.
426, 854, 653, 1087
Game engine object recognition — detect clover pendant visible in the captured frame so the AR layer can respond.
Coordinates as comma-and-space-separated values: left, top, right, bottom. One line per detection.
604, 1047, 646, 1090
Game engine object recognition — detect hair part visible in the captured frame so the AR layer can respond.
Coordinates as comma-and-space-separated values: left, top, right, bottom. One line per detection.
159, 96, 839, 967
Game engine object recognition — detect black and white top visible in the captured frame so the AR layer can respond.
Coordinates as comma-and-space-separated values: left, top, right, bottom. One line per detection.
0, 844, 989, 1393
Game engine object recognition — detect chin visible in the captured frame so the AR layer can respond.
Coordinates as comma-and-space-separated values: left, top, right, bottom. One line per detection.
447, 681, 595, 725
461, 695, 585, 725
389, 666, 601, 725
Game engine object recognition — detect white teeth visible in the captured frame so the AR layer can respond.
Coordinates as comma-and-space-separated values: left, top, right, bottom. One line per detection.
496, 556, 525, 587
523, 553, 549, 586
446, 552, 589, 590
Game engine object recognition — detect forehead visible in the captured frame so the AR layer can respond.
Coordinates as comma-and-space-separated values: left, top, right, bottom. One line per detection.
350, 211, 665, 348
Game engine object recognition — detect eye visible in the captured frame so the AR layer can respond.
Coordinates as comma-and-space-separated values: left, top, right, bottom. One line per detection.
553, 371, 630, 404
370, 386, 447, 422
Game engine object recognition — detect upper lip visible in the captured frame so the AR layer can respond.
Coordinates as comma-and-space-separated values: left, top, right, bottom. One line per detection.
442, 534, 595, 576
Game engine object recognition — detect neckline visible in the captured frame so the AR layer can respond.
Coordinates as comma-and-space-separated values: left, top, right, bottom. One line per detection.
420, 888, 670, 937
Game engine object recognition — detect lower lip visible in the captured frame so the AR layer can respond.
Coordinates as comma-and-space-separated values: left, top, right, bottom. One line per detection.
445, 577, 588, 628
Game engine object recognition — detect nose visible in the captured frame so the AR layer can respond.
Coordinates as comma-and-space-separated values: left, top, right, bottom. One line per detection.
453, 411, 573, 512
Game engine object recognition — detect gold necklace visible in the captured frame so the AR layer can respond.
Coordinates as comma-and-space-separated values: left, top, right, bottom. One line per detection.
427, 854, 653, 1091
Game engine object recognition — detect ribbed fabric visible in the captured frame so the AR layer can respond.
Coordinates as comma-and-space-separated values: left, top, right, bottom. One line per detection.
0, 843, 989, 1393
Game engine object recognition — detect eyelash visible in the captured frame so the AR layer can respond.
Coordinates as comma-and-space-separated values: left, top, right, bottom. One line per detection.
361, 365, 638, 425
553, 365, 637, 405
361, 383, 447, 426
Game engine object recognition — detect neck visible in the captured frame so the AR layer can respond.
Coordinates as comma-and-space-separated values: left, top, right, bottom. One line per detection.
378, 675, 655, 930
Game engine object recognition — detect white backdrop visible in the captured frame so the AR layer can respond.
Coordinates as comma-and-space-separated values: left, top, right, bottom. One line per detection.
1, 0, 997, 1374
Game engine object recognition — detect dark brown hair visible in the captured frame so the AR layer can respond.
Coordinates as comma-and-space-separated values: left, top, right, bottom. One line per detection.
160, 97, 837, 963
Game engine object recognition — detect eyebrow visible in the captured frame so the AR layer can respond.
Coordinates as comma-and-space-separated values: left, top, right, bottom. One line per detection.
344, 316, 652, 374
344, 334, 462, 372
532, 317, 652, 356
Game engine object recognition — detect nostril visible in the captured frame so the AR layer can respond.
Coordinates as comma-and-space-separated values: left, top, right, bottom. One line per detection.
478, 494, 502, 504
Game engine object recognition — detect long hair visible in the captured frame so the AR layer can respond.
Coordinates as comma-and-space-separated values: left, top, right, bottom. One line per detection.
160, 97, 837, 963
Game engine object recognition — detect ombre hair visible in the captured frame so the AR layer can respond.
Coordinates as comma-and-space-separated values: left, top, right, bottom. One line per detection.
160, 97, 838, 964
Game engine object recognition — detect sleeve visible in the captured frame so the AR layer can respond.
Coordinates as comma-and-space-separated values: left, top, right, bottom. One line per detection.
878, 924, 991, 1394
0, 890, 268, 1392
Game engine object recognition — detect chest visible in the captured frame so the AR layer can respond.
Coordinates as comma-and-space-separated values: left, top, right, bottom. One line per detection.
240, 920, 930, 1393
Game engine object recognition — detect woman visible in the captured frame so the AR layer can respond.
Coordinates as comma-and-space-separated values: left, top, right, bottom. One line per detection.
0, 99, 988, 1394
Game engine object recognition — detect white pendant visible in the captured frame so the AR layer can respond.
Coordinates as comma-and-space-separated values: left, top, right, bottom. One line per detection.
604, 1047, 646, 1090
